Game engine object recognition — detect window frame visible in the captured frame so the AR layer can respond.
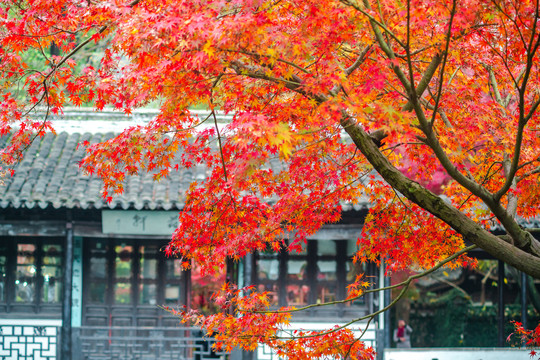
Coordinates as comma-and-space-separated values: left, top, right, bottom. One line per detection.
82, 237, 189, 327
255, 239, 373, 318
0, 236, 64, 316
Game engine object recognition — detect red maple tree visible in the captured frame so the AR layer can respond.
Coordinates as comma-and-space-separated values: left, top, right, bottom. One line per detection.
2, 0, 540, 358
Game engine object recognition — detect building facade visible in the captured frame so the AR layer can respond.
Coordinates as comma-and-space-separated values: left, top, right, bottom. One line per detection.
3, 111, 528, 360
0, 123, 378, 360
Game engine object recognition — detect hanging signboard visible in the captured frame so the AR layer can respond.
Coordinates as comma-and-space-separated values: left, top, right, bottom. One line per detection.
102, 210, 180, 235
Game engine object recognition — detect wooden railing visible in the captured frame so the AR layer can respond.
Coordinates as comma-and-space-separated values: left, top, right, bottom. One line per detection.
78, 326, 228, 360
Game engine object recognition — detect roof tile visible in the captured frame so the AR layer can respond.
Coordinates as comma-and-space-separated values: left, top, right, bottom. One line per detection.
1, 129, 372, 212
1, 131, 189, 210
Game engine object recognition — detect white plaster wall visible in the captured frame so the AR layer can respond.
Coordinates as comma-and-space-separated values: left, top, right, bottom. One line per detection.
0, 319, 62, 326
257, 321, 377, 360
0, 321, 60, 360
384, 348, 531, 360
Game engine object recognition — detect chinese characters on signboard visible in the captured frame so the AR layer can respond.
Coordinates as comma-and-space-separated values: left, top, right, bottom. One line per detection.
102, 211, 180, 235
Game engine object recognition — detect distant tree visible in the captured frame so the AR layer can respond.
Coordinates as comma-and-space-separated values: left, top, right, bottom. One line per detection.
1, 0, 540, 358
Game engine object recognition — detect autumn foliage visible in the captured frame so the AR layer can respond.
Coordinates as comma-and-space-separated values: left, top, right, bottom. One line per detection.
511, 321, 540, 359
2, 0, 540, 357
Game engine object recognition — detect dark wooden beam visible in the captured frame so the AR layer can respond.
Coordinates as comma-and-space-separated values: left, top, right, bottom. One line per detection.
62, 222, 73, 360
522, 272, 528, 329
0, 221, 65, 236
498, 260, 505, 347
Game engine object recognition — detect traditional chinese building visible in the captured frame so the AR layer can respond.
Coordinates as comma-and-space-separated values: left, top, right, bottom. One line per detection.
2, 110, 531, 360
0, 110, 378, 360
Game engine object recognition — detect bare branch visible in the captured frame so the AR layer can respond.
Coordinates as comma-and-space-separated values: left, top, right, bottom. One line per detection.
239, 245, 478, 343
344, 45, 372, 76
429, 0, 457, 127
341, 113, 540, 276
488, 66, 504, 106
495, 2, 540, 201
339, 0, 407, 50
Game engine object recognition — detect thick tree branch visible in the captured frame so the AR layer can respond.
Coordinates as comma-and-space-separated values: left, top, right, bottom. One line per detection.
389, 47, 538, 255
494, 120, 526, 202
360, 1, 496, 212
401, 54, 443, 112
340, 115, 540, 278
357, 1, 532, 252
227, 12, 540, 273
488, 66, 504, 106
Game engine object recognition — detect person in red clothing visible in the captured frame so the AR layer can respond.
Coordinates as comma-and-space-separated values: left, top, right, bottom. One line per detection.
393, 319, 413, 348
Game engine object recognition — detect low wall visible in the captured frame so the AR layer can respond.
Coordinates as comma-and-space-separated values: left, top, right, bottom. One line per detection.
0, 320, 61, 360
257, 322, 377, 360
384, 348, 531, 360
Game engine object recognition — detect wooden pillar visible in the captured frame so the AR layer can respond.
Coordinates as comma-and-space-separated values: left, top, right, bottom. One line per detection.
521, 272, 528, 329
241, 253, 254, 360
377, 260, 391, 351
61, 222, 73, 360
384, 272, 391, 348
497, 260, 504, 347
243, 253, 253, 289
71, 236, 83, 360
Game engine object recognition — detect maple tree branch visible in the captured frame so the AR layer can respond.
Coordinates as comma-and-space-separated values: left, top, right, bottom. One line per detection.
339, 0, 407, 50
494, 111, 526, 203
496, 5, 540, 202
343, 317, 375, 360
225, 12, 540, 262
228, 60, 327, 103
222, 48, 311, 74
394, 45, 435, 58
524, 97, 540, 123
421, 98, 453, 127
340, 115, 540, 278
404, 0, 416, 104
518, 0, 540, 103
48, 26, 108, 80
212, 108, 228, 182
380, 30, 537, 255
516, 163, 540, 183
360, 3, 448, 151
344, 45, 371, 76
24, 0, 139, 108
484, 65, 524, 219
430, 275, 473, 304
401, 54, 443, 112
490, 0, 528, 49
380, 141, 426, 153
402, 79, 491, 200
35, 39, 53, 66
488, 66, 504, 106
429, 0, 456, 127
230, 19, 540, 263
241, 245, 477, 342
354, 0, 427, 122
479, 30, 525, 95
180, 3, 540, 269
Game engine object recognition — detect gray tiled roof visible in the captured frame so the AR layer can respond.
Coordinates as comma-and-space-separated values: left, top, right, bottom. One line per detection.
0, 130, 370, 211
1, 107, 374, 211
0, 131, 210, 210
0, 132, 368, 211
